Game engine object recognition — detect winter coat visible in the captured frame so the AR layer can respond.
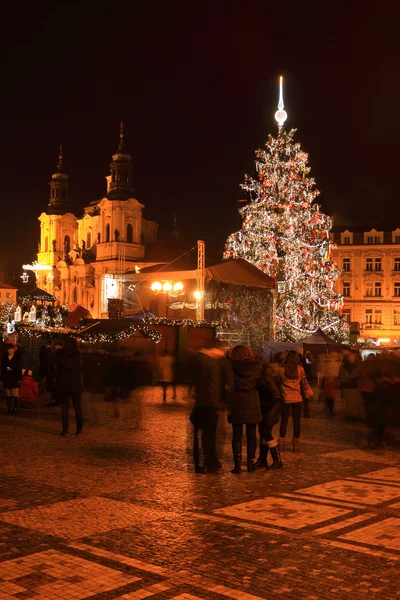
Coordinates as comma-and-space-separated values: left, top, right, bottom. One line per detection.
57, 347, 83, 394
192, 351, 226, 409
39, 345, 50, 377
278, 365, 305, 404
258, 364, 282, 415
1, 354, 22, 389
19, 375, 39, 403
229, 359, 262, 425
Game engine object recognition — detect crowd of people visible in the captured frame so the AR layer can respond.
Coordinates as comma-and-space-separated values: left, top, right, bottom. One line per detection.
190, 343, 313, 474
189, 343, 400, 474
1, 338, 83, 436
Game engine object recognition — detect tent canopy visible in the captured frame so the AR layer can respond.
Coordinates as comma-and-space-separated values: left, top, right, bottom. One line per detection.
263, 329, 345, 361
299, 328, 339, 345
17, 287, 56, 302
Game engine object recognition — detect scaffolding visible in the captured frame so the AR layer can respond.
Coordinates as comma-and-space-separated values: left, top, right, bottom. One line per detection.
196, 240, 205, 321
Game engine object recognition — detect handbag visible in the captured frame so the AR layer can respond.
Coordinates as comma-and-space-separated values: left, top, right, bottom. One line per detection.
300, 374, 313, 399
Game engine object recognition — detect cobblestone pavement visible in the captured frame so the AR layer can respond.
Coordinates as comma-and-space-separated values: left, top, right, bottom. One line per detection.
0, 387, 399, 599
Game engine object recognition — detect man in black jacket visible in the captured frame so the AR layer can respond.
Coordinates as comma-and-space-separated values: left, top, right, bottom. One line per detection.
190, 342, 233, 474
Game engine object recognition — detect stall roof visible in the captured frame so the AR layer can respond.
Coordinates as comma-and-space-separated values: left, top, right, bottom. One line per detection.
129, 258, 275, 290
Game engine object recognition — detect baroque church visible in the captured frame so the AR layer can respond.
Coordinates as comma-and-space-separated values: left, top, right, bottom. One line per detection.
36, 125, 160, 318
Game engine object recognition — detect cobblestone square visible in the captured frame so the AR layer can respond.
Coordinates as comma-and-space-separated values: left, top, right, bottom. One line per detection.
0, 387, 399, 600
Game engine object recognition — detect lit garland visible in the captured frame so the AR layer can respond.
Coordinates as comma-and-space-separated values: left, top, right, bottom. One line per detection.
224, 126, 348, 343
0, 300, 16, 336
143, 317, 226, 328
15, 323, 163, 344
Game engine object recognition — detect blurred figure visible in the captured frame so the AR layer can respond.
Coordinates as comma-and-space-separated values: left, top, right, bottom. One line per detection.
229, 345, 262, 474
320, 351, 341, 415
39, 342, 51, 393
278, 350, 312, 452
257, 358, 283, 470
1, 343, 22, 414
46, 341, 63, 407
190, 341, 233, 474
339, 351, 362, 419
19, 369, 39, 407
59, 338, 83, 436
157, 349, 176, 403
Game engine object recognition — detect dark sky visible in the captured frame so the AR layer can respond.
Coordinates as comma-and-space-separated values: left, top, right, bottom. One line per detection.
1, 1, 399, 273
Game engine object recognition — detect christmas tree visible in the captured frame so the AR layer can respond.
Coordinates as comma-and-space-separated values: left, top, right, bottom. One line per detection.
224, 78, 348, 343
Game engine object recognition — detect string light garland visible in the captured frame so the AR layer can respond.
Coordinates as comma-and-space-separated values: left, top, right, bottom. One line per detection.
224, 88, 348, 343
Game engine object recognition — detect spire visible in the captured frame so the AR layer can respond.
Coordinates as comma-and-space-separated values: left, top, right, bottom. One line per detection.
170, 212, 180, 240
48, 145, 70, 215
274, 76, 288, 127
107, 122, 134, 200
118, 120, 126, 152
57, 144, 64, 171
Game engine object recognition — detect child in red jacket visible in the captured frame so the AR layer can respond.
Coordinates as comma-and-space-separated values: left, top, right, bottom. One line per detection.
19, 369, 39, 407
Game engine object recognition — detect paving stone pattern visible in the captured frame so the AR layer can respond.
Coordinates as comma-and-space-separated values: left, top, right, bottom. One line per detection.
0, 386, 399, 599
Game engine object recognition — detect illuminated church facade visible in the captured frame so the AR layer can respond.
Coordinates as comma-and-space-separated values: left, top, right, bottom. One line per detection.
36, 126, 159, 318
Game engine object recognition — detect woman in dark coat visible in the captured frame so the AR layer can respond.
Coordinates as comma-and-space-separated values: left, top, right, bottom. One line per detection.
229, 345, 262, 474
58, 338, 83, 436
256, 359, 283, 470
1, 343, 22, 414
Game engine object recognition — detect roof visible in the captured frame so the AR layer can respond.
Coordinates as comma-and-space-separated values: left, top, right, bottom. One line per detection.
299, 328, 337, 344
17, 287, 56, 301
0, 281, 17, 290
205, 259, 274, 289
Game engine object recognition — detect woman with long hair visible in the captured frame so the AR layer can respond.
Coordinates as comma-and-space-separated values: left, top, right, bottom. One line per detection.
229, 345, 262, 474
278, 350, 310, 452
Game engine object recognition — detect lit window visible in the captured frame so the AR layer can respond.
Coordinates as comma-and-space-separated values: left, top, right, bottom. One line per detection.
342, 258, 351, 272
365, 283, 373, 297
342, 282, 351, 297
374, 310, 382, 324
342, 308, 351, 322
394, 310, 400, 326
365, 309, 373, 324
366, 258, 373, 271
374, 282, 382, 297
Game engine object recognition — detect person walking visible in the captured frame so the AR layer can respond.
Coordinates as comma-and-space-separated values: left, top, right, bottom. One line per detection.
39, 343, 51, 393
278, 350, 312, 452
190, 342, 232, 474
256, 360, 283, 469
158, 349, 176, 403
1, 343, 22, 414
59, 338, 84, 436
339, 351, 362, 419
229, 345, 262, 474
46, 341, 64, 407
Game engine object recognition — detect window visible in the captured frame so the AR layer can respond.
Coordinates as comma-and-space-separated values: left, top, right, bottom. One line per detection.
366, 258, 373, 271
44, 236, 49, 252
365, 309, 373, 324
374, 258, 382, 271
64, 235, 70, 253
375, 236, 380, 244
396, 236, 400, 244
127, 223, 133, 243
344, 236, 350, 245
374, 310, 382, 324
342, 282, 351, 297
365, 283, 373, 297
374, 282, 382, 297
343, 258, 351, 272
394, 310, 400, 326
6, 293, 11, 299
105, 224, 110, 243
394, 283, 400, 297
395, 258, 400, 271
367, 236, 373, 244
86, 233, 91, 248
343, 308, 351, 323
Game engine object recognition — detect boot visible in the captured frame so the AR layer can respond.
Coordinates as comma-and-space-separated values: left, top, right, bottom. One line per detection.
292, 437, 300, 452
247, 459, 256, 473
277, 437, 285, 452
231, 442, 242, 474
269, 446, 283, 469
255, 444, 268, 468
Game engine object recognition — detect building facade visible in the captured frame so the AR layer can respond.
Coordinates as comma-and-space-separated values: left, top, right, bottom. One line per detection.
35, 127, 159, 318
331, 227, 400, 343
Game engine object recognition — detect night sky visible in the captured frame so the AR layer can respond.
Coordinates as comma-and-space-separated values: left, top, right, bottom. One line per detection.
0, 2, 398, 275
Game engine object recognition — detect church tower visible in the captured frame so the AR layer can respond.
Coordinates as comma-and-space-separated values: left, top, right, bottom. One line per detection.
48, 145, 70, 215
106, 122, 135, 200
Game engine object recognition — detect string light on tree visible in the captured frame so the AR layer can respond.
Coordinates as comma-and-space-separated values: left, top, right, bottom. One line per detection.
224, 76, 348, 342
